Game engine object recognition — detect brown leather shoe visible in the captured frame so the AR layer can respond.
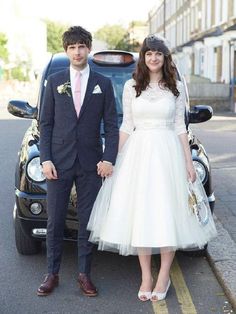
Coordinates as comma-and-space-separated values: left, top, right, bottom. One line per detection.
78, 273, 98, 297
37, 274, 59, 296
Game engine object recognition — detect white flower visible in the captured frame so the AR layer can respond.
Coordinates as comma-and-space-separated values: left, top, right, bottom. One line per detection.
57, 81, 71, 97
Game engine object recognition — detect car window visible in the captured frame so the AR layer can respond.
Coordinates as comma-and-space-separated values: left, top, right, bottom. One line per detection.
90, 67, 134, 114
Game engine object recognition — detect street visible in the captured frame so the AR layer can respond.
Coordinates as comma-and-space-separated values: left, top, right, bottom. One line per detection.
191, 114, 236, 243
0, 107, 235, 314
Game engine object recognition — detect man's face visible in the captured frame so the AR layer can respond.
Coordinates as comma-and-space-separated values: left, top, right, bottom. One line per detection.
66, 43, 91, 70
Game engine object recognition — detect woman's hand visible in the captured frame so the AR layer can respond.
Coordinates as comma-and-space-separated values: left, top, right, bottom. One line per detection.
186, 161, 196, 183
97, 161, 113, 178
178, 133, 196, 183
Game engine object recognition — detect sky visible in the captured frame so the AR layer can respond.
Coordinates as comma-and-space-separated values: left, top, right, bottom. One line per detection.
35, 0, 159, 32
0, 0, 160, 34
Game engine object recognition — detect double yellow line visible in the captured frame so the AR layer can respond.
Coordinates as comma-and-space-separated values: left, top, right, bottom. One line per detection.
152, 258, 197, 314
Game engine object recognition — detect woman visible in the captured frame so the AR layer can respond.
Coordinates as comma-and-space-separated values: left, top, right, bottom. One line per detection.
87, 35, 217, 302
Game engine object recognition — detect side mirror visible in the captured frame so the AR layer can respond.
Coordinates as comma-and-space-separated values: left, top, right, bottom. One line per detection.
7, 100, 38, 119
189, 105, 213, 124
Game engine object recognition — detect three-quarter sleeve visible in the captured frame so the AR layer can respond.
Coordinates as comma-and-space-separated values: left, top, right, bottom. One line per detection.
174, 82, 187, 135
119, 80, 135, 135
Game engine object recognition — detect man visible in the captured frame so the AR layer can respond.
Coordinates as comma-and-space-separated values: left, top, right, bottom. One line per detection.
38, 26, 119, 297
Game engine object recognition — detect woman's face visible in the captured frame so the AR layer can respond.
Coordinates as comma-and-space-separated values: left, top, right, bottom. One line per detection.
145, 50, 164, 74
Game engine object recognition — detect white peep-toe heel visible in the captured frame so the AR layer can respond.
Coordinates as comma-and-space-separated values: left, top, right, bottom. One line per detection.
138, 290, 152, 301
151, 279, 171, 302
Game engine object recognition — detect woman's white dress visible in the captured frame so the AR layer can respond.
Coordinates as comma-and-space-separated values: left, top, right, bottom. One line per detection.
87, 79, 217, 255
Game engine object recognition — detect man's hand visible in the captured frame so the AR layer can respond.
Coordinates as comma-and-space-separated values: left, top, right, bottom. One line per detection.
42, 161, 58, 180
97, 161, 113, 178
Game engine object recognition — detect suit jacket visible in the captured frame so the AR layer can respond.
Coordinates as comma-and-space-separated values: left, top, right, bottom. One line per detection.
39, 68, 119, 171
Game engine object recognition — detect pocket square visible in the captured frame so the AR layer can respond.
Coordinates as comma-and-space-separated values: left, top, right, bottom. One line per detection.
92, 84, 102, 94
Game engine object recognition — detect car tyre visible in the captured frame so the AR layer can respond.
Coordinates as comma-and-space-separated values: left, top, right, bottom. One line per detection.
15, 214, 41, 255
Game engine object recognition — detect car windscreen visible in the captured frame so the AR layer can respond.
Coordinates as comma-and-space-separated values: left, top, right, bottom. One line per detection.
42, 65, 134, 116
89, 66, 135, 114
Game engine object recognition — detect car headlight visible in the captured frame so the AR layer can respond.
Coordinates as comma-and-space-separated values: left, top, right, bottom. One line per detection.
193, 160, 207, 183
27, 157, 45, 182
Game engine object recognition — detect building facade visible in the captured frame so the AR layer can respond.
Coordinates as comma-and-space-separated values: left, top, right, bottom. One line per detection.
148, 0, 236, 84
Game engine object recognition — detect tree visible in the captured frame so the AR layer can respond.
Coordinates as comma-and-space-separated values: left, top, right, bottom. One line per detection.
128, 20, 147, 52
46, 20, 68, 54
94, 24, 129, 50
0, 32, 8, 62
129, 20, 146, 27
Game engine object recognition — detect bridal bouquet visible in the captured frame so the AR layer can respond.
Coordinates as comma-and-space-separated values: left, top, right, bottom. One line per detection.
188, 177, 211, 227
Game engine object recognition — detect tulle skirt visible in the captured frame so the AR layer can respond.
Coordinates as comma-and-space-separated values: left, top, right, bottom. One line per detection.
87, 128, 217, 255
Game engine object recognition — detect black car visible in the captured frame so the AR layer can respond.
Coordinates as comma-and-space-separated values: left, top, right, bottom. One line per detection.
8, 50, 215, 256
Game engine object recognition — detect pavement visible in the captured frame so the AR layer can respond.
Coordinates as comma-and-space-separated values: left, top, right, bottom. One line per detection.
205, 113, 236, 311
207, 216, 236, 311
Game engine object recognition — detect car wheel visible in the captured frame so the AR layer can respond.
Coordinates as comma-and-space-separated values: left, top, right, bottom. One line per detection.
15, 214, 41, 255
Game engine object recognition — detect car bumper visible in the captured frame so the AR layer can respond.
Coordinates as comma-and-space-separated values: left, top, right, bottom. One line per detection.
208, 192, 215, 212
15, 189, 78, 241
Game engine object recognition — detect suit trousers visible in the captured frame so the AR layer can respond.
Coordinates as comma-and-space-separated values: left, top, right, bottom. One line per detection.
46, 158, 102, 275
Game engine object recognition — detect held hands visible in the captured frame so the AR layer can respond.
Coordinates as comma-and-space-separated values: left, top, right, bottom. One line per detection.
97, 161, 113, 178
42, 161, 58, 180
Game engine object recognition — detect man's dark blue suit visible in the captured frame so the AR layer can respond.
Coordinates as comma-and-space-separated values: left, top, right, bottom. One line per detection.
40, 68, 119, 275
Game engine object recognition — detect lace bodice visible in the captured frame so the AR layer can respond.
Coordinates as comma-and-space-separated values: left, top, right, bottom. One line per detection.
120, 79, 187, 135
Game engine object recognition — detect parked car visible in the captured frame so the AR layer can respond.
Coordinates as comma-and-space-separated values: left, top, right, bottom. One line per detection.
8, 50, 215, 256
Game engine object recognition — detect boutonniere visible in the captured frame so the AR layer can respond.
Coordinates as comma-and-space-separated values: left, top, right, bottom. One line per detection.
92, 84, 102, 94
57, 81, 71, 97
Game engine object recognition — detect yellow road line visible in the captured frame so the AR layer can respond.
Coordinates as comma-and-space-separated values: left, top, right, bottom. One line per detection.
152, 300, 169, 314
170, 258, 197, 314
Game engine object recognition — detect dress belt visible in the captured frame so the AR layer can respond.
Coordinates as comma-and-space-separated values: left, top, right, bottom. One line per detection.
134, 122, 174, 130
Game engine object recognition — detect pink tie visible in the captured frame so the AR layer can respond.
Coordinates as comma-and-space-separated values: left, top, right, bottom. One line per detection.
74, 72, 81, 117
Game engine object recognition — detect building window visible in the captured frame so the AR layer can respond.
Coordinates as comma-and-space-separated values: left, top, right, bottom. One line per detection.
171, 23, 176, 47
171, 0, 176, 15
215, 0, 220, 24
177, 15, 183, 45
166, 0, 170, 19
201, 0, 206, 31
186, 9, 190, 41
215, 0, 226, 24
191, 6, 194, 32
206, 0, 211, 29
221, 0, 227, 22
195, 4, 198, 30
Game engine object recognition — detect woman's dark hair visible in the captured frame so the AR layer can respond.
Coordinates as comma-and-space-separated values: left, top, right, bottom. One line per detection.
133, 35, 179, 97
62, 26, 92, 50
